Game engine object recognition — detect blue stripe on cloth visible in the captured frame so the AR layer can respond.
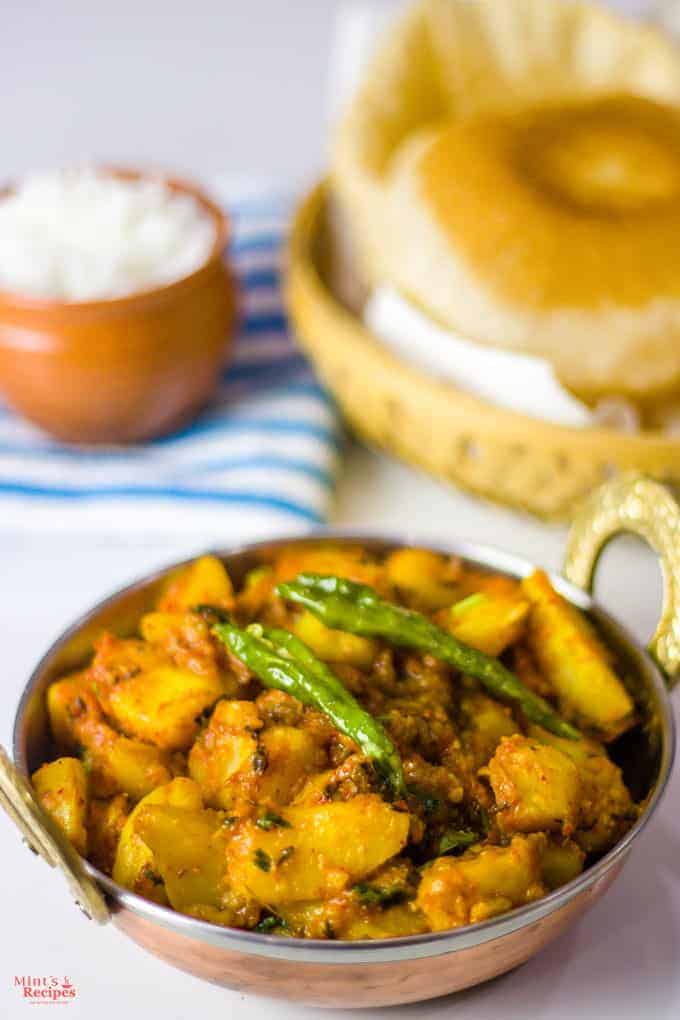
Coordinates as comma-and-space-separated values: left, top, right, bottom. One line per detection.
229, 233, 281, 255
151, 417, 341, 449
0, 189, 342, 532
223, 356, 309, 384
0, 387, 338, 459
252, 380, 336, 407
0, 482, 323, 523
0, 446, 335, 485
178, 455, 334, 487
0, 414, 341, 458
241, 268, 280, 289
242, 313, 289, 335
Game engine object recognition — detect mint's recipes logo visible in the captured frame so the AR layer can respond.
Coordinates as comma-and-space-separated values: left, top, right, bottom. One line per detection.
13, 977, 77, 1005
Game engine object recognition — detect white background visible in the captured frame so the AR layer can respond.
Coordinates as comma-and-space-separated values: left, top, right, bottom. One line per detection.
1, 1, 680, 1018
0, 0, 650, 186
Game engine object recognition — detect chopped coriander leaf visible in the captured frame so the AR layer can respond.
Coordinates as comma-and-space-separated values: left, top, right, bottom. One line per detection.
439, 828, 478, 855
253, 848, 272, 872
256, 810, 291, 831
141, 864, 164, 887
354, 883, 407, 908
255, 914, 288, 934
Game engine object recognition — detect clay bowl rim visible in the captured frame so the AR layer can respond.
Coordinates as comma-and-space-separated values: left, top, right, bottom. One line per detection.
12, 529, 676, 964
0, 166, 230, 318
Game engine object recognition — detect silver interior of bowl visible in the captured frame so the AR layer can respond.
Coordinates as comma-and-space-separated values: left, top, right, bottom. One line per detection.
12, 532, 676, 963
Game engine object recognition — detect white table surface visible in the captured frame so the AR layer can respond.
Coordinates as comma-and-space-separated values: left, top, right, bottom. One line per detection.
1, 443, 679, 1019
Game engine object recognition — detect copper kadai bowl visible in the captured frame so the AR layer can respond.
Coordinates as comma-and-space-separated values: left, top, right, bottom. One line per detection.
1, 474, 680, 1008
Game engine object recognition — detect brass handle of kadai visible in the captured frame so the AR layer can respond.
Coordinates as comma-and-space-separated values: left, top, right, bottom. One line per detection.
0, 746, 109, 923
563, 473, 680, 687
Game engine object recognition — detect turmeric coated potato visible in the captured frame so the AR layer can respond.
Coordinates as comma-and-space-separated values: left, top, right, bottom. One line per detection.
87, 794, 129, 873
487, 734, 582, 837
188, 700, 261, 810
442, 590, 529, 657
91, 634, 226, 750
47, 678, 177, 801
417, 835, 547, 930
292, 611, 378, 668
134, 803, 259, 928
188, 699, 326, 814
34, 543, 641, 940
458, 691, 517, 769
522, 570, 635, 740
226, 795, 410, 906
541, 839, 585, 890
385, 548, 461, 610
278, 861, 427, 940
140, 610, 236, 687
528, 726, 637, 854
32, 757, 89, 855
272, 543, 386, 591
158, 555, 235, 614
113, 778, 203, 903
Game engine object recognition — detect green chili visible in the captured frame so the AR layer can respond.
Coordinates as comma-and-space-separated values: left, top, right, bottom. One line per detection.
276, 574, 579, 740
211, 620, 406, 797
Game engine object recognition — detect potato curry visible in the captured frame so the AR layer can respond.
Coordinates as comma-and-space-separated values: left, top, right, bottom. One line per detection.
32, 544, 639, 939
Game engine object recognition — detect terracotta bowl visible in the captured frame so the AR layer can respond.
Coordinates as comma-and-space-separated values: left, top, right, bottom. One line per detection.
2, 474, 680, 1007
0, 169, 236, 444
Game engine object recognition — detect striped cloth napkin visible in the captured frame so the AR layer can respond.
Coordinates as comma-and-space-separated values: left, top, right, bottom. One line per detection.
0, 182, 342, 540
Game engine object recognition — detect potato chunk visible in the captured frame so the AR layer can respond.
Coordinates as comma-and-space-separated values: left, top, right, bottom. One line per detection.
226, 795, 410, 906
292, 611, 378, 668
32, 757, 89, 855
140, 610, 235, 687
275, 860, 425, 939
417, 835, 546, 931
385, 548, 460, 610
442, 591, 529, 656
107, 662, 223, 751
459, 691, 518, 769
487, 735, 581, 836
113, 778, 203, 903
135, 803, 226, 908
158, 555, 234, 613
522, 570, 634, 739
257, 725, 327, 804
91, 634, 224, 751
87, 794, 129, 874
529, 726, 637, 854
134, 804, 259, 928
189, 700, 324, 812
541, 839, 585, 890
45, 671, 92, 750
188, 700, 260, 810
47, 678, 176, 801
272, 543, 386, 591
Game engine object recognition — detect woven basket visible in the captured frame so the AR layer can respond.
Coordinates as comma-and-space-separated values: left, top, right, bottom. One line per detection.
286, 182, 680, 520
